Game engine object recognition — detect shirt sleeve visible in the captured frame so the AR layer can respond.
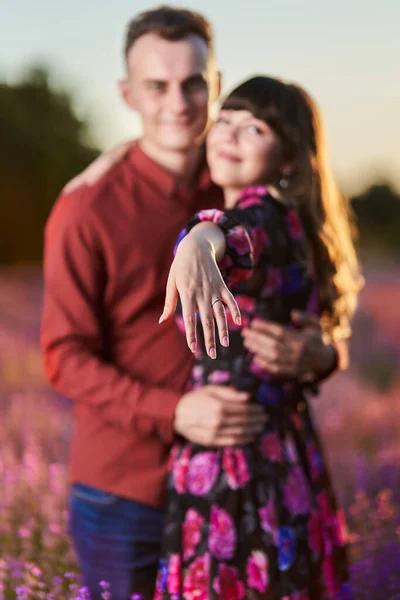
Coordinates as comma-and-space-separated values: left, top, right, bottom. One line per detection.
40, 190, 180, 443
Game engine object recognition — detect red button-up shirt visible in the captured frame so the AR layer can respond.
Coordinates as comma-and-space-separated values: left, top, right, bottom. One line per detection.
41, 142, 223, 507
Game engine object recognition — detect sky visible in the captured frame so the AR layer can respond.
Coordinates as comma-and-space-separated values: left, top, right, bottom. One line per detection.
1, 0, 399, 194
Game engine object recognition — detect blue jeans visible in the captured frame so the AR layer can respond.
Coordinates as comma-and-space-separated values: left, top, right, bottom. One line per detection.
68, 484, 163, 600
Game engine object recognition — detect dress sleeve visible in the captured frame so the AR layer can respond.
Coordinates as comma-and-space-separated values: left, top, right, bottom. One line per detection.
175, 208, 255, 288
175, 191, 293, 289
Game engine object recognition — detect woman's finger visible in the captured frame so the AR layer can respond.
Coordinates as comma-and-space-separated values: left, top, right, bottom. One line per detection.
221, 287, 241, 326
159, 265, 179, 324
212, 296, 229, 347
180, 293, 198, 353
197, 300, 217, 359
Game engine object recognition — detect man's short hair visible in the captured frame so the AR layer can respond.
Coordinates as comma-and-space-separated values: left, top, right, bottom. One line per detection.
124, 5, 213, 58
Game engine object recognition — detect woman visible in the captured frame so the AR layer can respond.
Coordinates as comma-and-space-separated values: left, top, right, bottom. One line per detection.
155, 76, 363, 600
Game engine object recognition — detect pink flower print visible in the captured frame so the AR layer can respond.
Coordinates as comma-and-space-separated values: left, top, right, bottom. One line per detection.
192, 365, 204, 382
223, 448, 239, 490
258, 500, 278, 543
251, 224, 270, 264
286, 209, 304, 240
260, 432, 283, 462
153, 571, 163, 600
187, 451, 219, 496
239, 195, 263, 208
229, 267, 253, 286
236, 448, 251, 486
197, 208, 223, 223
167, 554, 181, 594
308, 511, 322, 557
283, 466, 311, 516
168, 443, 181, 473
209, 506, 236, 560
208, 370, 231, 384
183, 553, 210, 600
239, 185, 268, 202
322, 556, 339, 598
226, 307, 250, 330
172, 445, 192, 493
183, 509, 205, 561
246, 550, 268, 593
261, 266, 283, 297
227, 226, 253, 256
213, 564, 245, 600
218, 254, 233, 271
222, 448, 251, 490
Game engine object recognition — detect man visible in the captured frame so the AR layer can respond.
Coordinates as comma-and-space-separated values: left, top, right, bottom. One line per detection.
41, 6, 346, 600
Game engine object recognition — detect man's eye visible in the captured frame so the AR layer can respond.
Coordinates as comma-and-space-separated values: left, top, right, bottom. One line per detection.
148, 82, 165, 92
185, 78, 207, 92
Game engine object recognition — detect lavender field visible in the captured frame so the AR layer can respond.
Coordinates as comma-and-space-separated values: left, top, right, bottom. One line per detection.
1, 266, 400, 600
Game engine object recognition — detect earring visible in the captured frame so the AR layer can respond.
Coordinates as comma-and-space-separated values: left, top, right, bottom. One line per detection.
279, 177, 289, 189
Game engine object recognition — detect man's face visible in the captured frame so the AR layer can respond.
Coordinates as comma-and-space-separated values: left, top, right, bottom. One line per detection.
119, 33, 213, 152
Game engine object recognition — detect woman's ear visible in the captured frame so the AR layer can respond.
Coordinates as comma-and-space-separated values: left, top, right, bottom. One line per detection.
281, 158, 296, 178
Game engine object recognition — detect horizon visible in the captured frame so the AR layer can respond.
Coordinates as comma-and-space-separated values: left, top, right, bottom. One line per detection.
1, 0, 399, 195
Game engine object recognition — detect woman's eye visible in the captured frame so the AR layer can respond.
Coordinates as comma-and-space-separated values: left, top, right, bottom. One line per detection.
217, 117, 230, 125
247, 125, 262, 135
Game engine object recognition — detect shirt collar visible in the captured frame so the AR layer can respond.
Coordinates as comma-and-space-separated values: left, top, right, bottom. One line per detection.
129, 140, 213, 199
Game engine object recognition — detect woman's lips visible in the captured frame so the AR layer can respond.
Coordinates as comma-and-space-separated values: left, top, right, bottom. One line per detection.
217, 150, 242, 163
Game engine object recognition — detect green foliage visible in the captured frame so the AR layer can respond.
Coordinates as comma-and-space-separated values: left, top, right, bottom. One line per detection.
0, 66, 99, 264
351, 183, 400, 257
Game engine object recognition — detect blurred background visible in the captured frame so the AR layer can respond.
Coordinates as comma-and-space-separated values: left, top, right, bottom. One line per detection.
0, 1, 399, 598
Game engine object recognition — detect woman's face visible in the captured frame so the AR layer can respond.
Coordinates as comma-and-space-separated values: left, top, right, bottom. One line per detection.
206, 109, 285, 190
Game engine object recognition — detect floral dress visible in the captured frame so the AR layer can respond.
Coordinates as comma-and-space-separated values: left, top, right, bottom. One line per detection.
155, 186, 352, 600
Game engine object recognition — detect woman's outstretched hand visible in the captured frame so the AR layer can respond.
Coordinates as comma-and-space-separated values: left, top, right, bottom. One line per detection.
159, 231, 241, 359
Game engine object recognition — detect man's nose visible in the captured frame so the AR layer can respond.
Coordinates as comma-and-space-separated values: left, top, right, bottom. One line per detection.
168, 85, 189, 112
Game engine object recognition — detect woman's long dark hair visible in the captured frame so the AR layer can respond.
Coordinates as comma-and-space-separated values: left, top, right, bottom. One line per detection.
221, 76, 363, 339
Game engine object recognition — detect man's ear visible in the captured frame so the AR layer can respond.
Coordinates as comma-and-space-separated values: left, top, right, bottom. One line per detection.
118, 78, 136, 110
208, 68, 222, 107
215, 70, 222, 100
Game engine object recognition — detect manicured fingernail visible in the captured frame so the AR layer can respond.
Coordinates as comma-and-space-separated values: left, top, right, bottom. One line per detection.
190, 342, 196, 353
235, 316, 242, 325
158, 313, 165, 324
222, 336, 229, 347
209, 347, 216, 359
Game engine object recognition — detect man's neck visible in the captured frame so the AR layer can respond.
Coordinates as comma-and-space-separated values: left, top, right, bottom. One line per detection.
139, 138, 204, 187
